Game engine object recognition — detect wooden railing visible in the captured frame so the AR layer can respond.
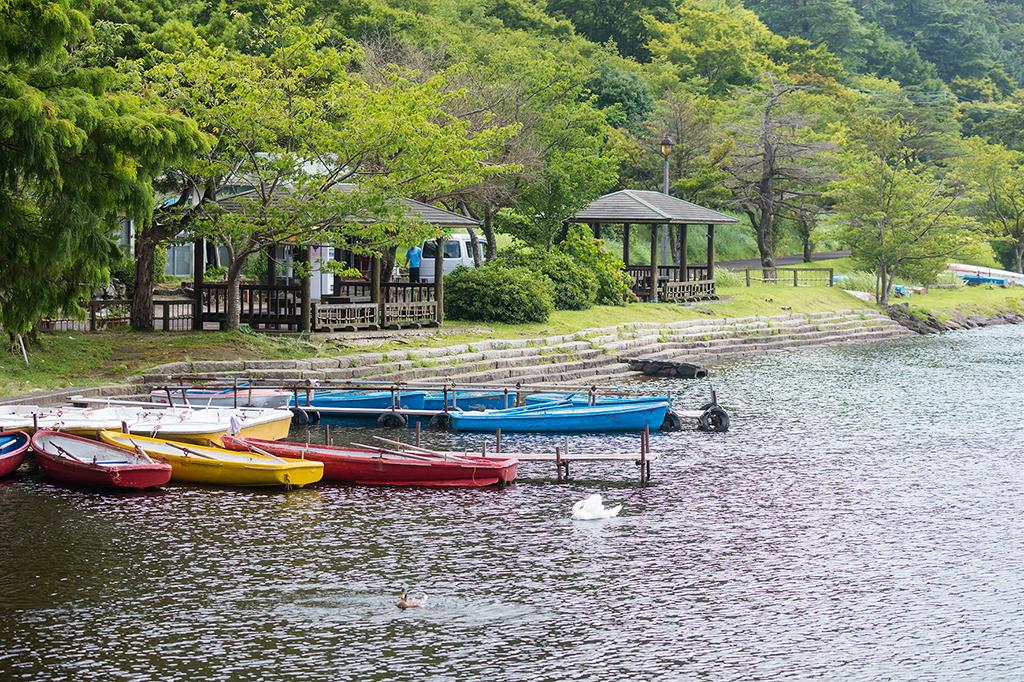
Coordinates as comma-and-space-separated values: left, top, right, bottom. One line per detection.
662, 279, 716, 301
383, 282, 437, 303
201, 283, 303, 330
744, 268, 834, 287
313, 302, 380, 331
39, 299, 195, 332
382, 301, 439, 328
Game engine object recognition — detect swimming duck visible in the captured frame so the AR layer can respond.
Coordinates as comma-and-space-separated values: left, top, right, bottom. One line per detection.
571, 493, 622, 520
397, 591, 426, 609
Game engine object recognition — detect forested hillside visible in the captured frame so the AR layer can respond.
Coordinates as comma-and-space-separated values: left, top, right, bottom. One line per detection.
4, 0, 1024, 331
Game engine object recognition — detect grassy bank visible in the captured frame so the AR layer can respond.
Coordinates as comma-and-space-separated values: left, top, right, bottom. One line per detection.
0, 285, 871, 397
899, 286, 1024, 321
3, 282, 1021, 397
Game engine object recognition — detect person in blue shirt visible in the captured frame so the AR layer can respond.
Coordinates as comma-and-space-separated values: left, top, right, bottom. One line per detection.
406, 244, 423, 282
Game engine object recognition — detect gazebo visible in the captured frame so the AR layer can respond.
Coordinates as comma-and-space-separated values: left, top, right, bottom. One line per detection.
570, 190, 737, 302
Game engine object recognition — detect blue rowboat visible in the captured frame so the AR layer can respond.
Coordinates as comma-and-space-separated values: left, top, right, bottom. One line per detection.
525, 392, 672, 407
449, 401, 669, 433
291, 391, 426, 424
422, 391, 513, 412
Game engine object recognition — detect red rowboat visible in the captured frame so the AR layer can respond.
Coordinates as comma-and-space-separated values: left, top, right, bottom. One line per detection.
222, 436, 518, 488
0, 431, 30, 478
31, 430, 172, 490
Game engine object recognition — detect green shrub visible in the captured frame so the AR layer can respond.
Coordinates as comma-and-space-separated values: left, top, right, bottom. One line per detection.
110, 258, 136, 297
559, 225, 634, 305
445, 265, 554, 323
495, 245, 596, 310
713, 268, 743, 288
840, 271, 878, 294
539, 251, 597, 310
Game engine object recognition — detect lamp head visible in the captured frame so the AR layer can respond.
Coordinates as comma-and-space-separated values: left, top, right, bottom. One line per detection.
660, 135, 674, 158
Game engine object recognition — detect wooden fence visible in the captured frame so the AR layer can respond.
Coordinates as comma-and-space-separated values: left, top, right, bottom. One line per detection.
744, 268, 834, 287
39, 299, 194, 332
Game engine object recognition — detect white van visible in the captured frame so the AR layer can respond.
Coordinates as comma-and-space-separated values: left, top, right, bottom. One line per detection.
419, 234, 483, 283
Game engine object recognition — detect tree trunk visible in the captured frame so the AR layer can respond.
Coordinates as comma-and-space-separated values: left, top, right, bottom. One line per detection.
131, 233, 157, 332
482, 205, 497, 261
802, 232, 812, 263
224, 258, 246, 330
756, 221, 775, 267
1015, 243, 1023, 274
466, 226, 483, 267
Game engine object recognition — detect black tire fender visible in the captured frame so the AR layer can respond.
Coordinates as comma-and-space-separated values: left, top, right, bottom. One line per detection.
661, 410, 683, 432
697, 405, 730, 433
377, 412, 407, 429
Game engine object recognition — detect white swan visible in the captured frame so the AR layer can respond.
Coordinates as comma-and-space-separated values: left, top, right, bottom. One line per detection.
571, 493, 622, 520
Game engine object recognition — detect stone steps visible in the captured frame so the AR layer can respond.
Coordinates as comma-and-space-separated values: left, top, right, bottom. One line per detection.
132, 309, 913, 392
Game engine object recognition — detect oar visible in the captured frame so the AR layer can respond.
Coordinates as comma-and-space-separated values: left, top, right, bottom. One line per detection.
236, 440, 290, 465
364, 438, 485, 466
161, 440, 220, 461
350, 442, 470, 465
51, 442, 89, 463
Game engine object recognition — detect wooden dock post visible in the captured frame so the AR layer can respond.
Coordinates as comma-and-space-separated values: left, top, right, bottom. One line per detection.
495, 428, 501, 453
640, 424, 649, 485
555, 446, 562, 482
325, 424, 331, 446
232, 377, 239, 409
415, 421, 421, 448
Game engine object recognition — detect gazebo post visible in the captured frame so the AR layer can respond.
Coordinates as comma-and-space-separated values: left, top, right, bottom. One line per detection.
593, 223, 602, 240
332, 247, 342, 296
265, 245, 276, 286
300, 245, 313, 333
679, 224, 688, 281
649, 224, 659, 302
622, 223, 631, 265
192, 238, 204, 331
434, 236, 445, 325
706, 223, 715, 281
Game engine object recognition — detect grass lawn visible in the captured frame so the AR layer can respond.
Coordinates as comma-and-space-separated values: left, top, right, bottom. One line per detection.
900, 286, 1024, 321
3, 282, 1020, 397
0, 285, 872, 397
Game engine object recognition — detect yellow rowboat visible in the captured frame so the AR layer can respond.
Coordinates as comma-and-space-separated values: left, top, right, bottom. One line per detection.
0, 405, 292, 446
100, 432, 323, 488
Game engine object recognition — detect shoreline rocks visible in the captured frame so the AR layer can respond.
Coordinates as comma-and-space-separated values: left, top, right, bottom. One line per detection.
887, 303, 1024, 334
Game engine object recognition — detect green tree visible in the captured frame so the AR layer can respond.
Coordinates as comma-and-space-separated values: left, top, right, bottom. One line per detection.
722, 79, 833, 267
0, 0, 203, 337
546, 0, 676, 61
830, 117, 979, 304
147, 2, 515, 330
957, 136, 1024, 272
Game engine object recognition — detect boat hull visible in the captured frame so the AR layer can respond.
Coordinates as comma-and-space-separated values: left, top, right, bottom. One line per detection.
293, 391, 426, 424
0, 431, 30, 478
150, 388, 292, 409
422, 391, 512, 412
223, 436, 518, 488
450, 402, 669, 433
101, 432, 323, 488
31, 431, 172, 490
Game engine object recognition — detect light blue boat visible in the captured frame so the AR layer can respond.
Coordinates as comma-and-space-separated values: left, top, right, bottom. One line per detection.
448, 400, 669, 433
422, 390, 513, 412
525, 392, 673, 407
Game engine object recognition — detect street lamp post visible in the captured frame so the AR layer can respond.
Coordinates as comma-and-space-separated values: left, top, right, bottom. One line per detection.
659, 136, 674, 285
660, 135, 673, 195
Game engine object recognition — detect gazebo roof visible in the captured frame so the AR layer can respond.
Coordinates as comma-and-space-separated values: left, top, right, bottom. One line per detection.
572, 189, 737, 225
215, 183, 478, 227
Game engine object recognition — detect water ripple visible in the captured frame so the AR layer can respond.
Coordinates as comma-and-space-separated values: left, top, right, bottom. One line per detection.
1, 325, 1023, 679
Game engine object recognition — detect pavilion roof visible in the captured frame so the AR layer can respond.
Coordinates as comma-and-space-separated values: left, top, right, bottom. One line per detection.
215, 183, 478, 228
571, 189, 737, 225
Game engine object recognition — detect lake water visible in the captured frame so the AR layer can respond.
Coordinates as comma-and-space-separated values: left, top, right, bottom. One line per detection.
1, 325, 1023, 680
